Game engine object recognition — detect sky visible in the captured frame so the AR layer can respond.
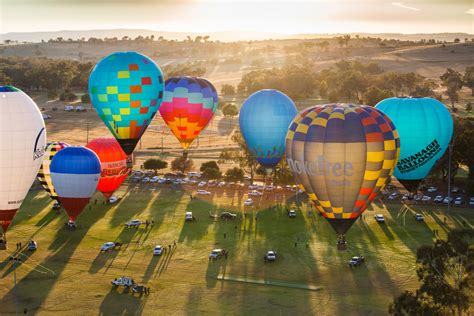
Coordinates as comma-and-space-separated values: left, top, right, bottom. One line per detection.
0, 0, 473, 35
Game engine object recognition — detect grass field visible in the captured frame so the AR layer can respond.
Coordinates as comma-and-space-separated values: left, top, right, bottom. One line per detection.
1, 181, 473, 315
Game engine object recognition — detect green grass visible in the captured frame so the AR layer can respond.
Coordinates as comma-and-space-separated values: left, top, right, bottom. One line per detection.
0, 183, 472, 315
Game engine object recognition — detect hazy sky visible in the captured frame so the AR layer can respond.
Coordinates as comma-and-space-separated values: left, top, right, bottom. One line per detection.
0, 0, 473, 34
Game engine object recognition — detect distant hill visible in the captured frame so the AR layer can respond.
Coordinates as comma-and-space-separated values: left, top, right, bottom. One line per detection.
1, 29, 472, 43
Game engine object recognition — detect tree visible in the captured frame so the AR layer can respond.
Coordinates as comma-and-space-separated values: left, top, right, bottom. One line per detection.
171, 157, 193, 174
389, 229, 473, 316
224, 167, 244, 182
363, 86, 393, 106
202, 167, 222, 180
463, 66, 474, 96
466, 102, 472, 112
143, 158, 168, 174
319, 80, 328, 98
328, 90, 338, 103
441, 68, 463, 110
81, 93, 90, 104
219, 130, 259, 183
221, 84, 235, 96
222, 104, 238, 118
200, 161, 219, 172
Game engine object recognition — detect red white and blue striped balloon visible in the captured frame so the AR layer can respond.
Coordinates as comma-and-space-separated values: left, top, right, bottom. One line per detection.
50, 146, 101, 222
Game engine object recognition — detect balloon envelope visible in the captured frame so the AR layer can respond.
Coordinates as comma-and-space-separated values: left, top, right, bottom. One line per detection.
86, 138, 129, 198
37, 142, 69, 201
240, 89, 297, 169
0, 86, 46, 232
286, 104, 400, 235
159, 76, 217, 149
50, 147, 101, 222
375, 97, 453, 191
89, 52, 164, 155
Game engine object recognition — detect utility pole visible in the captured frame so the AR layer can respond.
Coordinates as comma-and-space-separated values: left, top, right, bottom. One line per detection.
9, 256, 21, 316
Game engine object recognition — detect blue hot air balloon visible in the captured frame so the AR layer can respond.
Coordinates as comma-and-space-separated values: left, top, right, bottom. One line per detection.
239, 89, 297, 169
50, 147, 101, 223
375, 97, 453, 191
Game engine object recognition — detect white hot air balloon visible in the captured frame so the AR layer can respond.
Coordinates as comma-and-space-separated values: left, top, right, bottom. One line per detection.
0, 86, 46, 239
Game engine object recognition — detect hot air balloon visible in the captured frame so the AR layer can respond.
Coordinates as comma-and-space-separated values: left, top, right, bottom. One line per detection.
239, 89, 297, 170
375, 97, 453, 192
86, 138, 129, 199
159, 76, 218, 152
37, 142, 69, 201
286, 104, 400, 249
89, 52, 164, 155
50, 147, 101, 223
0, 86, 46, 237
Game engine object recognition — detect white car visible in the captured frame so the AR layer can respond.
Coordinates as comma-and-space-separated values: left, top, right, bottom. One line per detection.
265, 251, 277, 262
434, 195, 444, 203
470, 197, 474, 205
64, 105, 74, 111
185, 211, 194, 221
198, 181, 207, 187
42, 113, 52, 120
374, 214, 385, 223
288, 210, 296, 218
188, 171, 202, 178
443, 197, 453, 204
108, 195, 119, 204
387, 193, 398, 200
244, 198, 253, 206
142, 177, 150, 183
157, 177, 167, 184
218, 181, 226, 188
265, 186, 275, 191
427, 186, 438, 193
153, 245, 163, 256
100, 242, 115, 252
248, 185, 259, 190
125, 219, 142, 228
150, 176, 160, 183
248, 190, 263, 197
422, 196, 431, 202
196, 189, 211, 195
454, 197, 463, 205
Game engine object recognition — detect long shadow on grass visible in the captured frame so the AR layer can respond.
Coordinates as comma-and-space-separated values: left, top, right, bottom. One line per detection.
99, 287, 147, 315
0, 201, 104, 314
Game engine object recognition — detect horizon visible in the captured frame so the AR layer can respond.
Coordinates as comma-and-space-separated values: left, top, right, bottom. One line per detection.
1, 0, 473, 38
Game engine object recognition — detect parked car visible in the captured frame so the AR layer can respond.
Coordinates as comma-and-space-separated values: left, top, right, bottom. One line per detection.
27, 240, 37, 251
470, 197, 474, 205
125, 219, 142, 228
153, 245, 163, 256
42, 113, 52, 120
75, 105, 86, 112
185, 211, 194, 221
349, 256, 365, 267
248, 190, 263, 196
142, 177, 150, 183
265, 250, 277, 262
387, 193, 398, 200
111, 276, 135, 287
244, 198, 253, 206
218, 181, 226, 188
288, 210, 296, 218
443, 197, 453, 204
265, 185, 275, 191
454, 197, 463, 205
150, 176, 160, 183
451, 187, 460, 193
198, 181, 207, 187
427, 186, 438, 193
374, 214, 385, 223
209, 249, 223, 259
108, 195, 119, 204
434, 195, 444, 203
248, 185, 259, 190
422, 196, 431, 202
414, 213, 424, 221
221, 212, 237, 220
100, 242, 116, 252
188, 171, 202, 178
64, 105, 74, 111
196, 189, 211, 195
